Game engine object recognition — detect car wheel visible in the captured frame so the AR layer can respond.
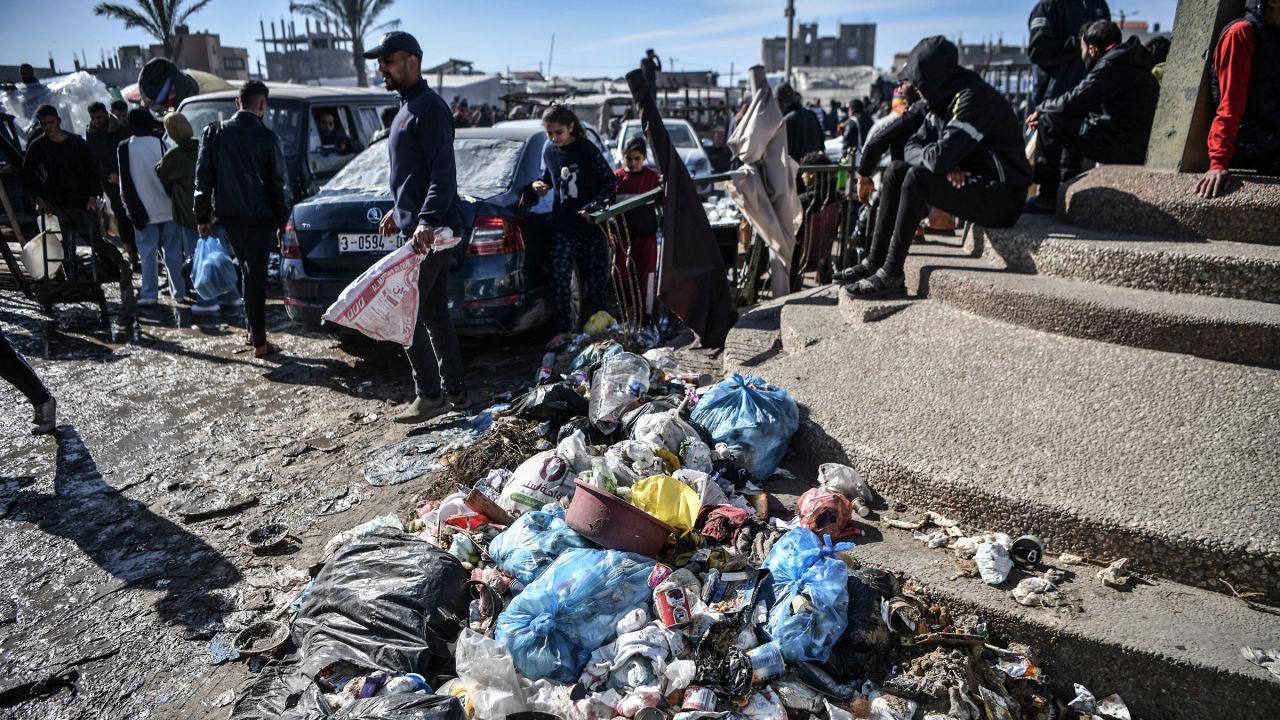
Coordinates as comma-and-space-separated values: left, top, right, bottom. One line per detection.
567, 263, 584, 333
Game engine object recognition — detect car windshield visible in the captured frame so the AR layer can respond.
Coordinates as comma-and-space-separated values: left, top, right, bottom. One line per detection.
623, 122, 697, 150
319, 137, 526, 199
181, 99, 304, 158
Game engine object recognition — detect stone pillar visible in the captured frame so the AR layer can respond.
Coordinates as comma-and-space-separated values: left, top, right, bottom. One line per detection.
1146, 0, 1246, 172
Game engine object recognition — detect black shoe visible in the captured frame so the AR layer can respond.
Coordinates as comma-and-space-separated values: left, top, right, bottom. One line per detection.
447, 391, 473, 413
1024, 195, 1055, 215
844, 268, 907, 299
836, 260, 878, 285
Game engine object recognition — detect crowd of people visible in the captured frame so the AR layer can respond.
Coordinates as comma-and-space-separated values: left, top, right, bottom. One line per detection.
3, 0, 1280, 433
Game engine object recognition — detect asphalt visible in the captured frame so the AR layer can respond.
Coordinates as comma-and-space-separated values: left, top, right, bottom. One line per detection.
730, 288, 1280, 597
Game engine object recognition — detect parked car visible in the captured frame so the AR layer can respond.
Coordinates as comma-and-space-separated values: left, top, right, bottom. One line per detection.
179, 85, 397, 202
279, 123, 615, 337
612, 118, 713, 180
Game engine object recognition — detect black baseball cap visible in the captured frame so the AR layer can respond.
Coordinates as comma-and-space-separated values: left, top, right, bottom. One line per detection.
363, 31, 423, 59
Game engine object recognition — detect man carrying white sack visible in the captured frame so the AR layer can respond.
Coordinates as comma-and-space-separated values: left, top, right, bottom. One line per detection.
366, 31, 470, 423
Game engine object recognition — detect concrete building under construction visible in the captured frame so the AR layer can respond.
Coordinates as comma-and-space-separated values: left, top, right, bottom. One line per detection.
259, 17, 358, 84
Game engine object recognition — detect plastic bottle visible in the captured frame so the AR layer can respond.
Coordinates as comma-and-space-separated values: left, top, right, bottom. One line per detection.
588, 352, 650, 432
535, 352, 557, 383
818, 463, 872, 517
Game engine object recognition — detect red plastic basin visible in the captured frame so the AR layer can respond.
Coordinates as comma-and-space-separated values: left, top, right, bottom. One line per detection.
566, 479, 675, 557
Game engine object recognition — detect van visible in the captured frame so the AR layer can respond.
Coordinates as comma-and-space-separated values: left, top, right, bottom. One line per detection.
178, 85, 398, 202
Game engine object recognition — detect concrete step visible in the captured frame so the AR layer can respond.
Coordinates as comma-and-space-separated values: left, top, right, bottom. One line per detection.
921, 268, 1280, 368
1060, 165, 1280, 245
728, 297, 1280, 598
968, 216, 1280, 304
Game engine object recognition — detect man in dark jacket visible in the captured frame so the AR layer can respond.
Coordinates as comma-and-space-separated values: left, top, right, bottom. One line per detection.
1197, 0, 1280, 198
366, 31, 469, 424
194, 80, 291, 357
846, 37, 1032, 299
1026, 21, 1159, 212
777, 83, 825, 162
86, 102, 137, 265
1028, 0, 1111, 106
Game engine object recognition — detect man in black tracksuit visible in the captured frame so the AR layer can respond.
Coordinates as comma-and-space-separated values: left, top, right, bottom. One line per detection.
777, 83, 826, 163
86, 102, 137, 266
1027, 21, 1160, 212
194, 80, 291, 356
845, 37, 1032, 298
1029, 0, 1112, 106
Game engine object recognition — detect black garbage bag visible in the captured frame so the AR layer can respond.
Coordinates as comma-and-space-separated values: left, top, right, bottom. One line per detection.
292, 529, 470, 682
229, 659, 297, 719
821, 568, 899, 681
556, 416, 617, 446
333, 694, 466, 720
508, 382, 588, 425
620, 396, 683, 438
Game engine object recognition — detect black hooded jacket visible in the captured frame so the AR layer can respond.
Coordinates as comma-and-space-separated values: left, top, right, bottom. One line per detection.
902, 37, 1033, 188
1039, 36, 1159, 161
782, 101, 826, 162
1028, 0, 1112, 104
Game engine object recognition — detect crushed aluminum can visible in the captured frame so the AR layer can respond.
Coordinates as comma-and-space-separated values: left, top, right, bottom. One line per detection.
682, 686, 717, 711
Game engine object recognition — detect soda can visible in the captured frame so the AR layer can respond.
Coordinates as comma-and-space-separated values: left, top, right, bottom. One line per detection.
682, 686, 718, 711
1011, 534, 1046, 569
746, 641, 785, 683
655, 586, 692, 627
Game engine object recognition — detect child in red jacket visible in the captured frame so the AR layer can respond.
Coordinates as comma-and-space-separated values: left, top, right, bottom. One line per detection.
612, 137, 661, 323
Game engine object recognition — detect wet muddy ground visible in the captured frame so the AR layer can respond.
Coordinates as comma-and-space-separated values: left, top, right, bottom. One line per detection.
0, 286, 551, 719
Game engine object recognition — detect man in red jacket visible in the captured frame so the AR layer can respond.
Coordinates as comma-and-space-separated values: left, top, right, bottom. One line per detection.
1197, 0, 1280, 198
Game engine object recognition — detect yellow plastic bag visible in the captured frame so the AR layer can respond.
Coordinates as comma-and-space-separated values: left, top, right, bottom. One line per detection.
631, 475, 702, 532
583, 310, 616, 335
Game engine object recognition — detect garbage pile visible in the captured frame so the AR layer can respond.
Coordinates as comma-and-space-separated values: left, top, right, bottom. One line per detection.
228, 338, 1132, 720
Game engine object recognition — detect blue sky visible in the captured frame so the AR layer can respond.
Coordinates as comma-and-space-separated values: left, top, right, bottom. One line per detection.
3, 0, 1177, 81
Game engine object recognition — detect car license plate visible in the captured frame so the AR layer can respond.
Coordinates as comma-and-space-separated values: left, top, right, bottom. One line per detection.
338, 233, 400, 254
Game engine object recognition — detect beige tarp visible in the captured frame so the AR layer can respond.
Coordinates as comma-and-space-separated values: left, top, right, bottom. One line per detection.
726, 65, 802, 297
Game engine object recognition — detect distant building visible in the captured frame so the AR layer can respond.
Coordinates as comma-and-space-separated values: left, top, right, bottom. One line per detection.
762, 23, 876, 72
116, 25, 250, 81
425, 59, 479, 76
258, 17, 357, 84
1119, 21, 1172, 47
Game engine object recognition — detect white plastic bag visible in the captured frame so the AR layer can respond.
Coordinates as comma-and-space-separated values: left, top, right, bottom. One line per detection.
20, 215, 64, 281
455, 629, 528, 718
322, 233, 450, 345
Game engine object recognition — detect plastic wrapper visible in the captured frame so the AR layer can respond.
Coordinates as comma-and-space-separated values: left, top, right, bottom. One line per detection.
679, 438, 714, 474
976, 541, 1013, 585
495, 548, 656, 682
631, 410, 699, 456
761, 528, 852, 663
589, 353, 650, 433
871, 694, 919, 720
1068, 684, 1132, 720
570, 340, 624, 374
1011, 577, 1062, 607
498, 449, 577, 519
454, 630, 527, 718
690, 374, 798, 482
322, 515, 404, 562
193, 234, 238, 299
292, 529, 470, 684
797, 487, 855, 539
818, 463, 872, 502
508, 382, 589, 424
487, 507, 591, 585
630, 474, 702, 533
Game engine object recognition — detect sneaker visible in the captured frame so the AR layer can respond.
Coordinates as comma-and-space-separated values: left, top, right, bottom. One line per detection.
32, 397, 56, 435
1024, 195, 1055, 215
447, 390, 473, 413
191, 302, 220, 314
137, 298, 159, 307
393, 394, 451, 424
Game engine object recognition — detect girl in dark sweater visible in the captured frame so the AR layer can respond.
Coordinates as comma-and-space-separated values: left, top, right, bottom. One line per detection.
529, 105, 616, 347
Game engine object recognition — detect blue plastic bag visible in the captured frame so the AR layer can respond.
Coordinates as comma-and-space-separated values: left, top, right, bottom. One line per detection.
761, 528, 852, 663
495, 548, 655, 682
193, 234, 238, 299
487, 507, 592, 585
690, 373, 799, 482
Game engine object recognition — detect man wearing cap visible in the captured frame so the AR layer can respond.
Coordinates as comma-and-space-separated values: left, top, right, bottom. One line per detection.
365, 31, 470, 424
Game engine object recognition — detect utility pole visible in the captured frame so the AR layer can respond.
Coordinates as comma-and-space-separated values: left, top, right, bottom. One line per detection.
784, 0, 795, 84
547, 33, 556, 80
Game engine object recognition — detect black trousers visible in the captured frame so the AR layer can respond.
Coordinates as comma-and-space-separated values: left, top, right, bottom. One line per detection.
50, 207, 135, 310
405, 249, 465, 398
223, 224, 274, 347
103, 184, 135, 253
870, 161, 1026, 277
1034, 113, 1145, 198
1, 331, 51, 407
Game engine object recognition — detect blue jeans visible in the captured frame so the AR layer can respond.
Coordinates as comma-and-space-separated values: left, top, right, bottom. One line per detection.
136, 221, 185, 302
179, 226, 241, 305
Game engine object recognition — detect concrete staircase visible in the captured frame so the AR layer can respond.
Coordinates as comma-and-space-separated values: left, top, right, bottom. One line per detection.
721, 178, 1280, 718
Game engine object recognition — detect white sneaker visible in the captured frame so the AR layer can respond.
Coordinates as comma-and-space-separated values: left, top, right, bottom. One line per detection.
191, 302, 220, 314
